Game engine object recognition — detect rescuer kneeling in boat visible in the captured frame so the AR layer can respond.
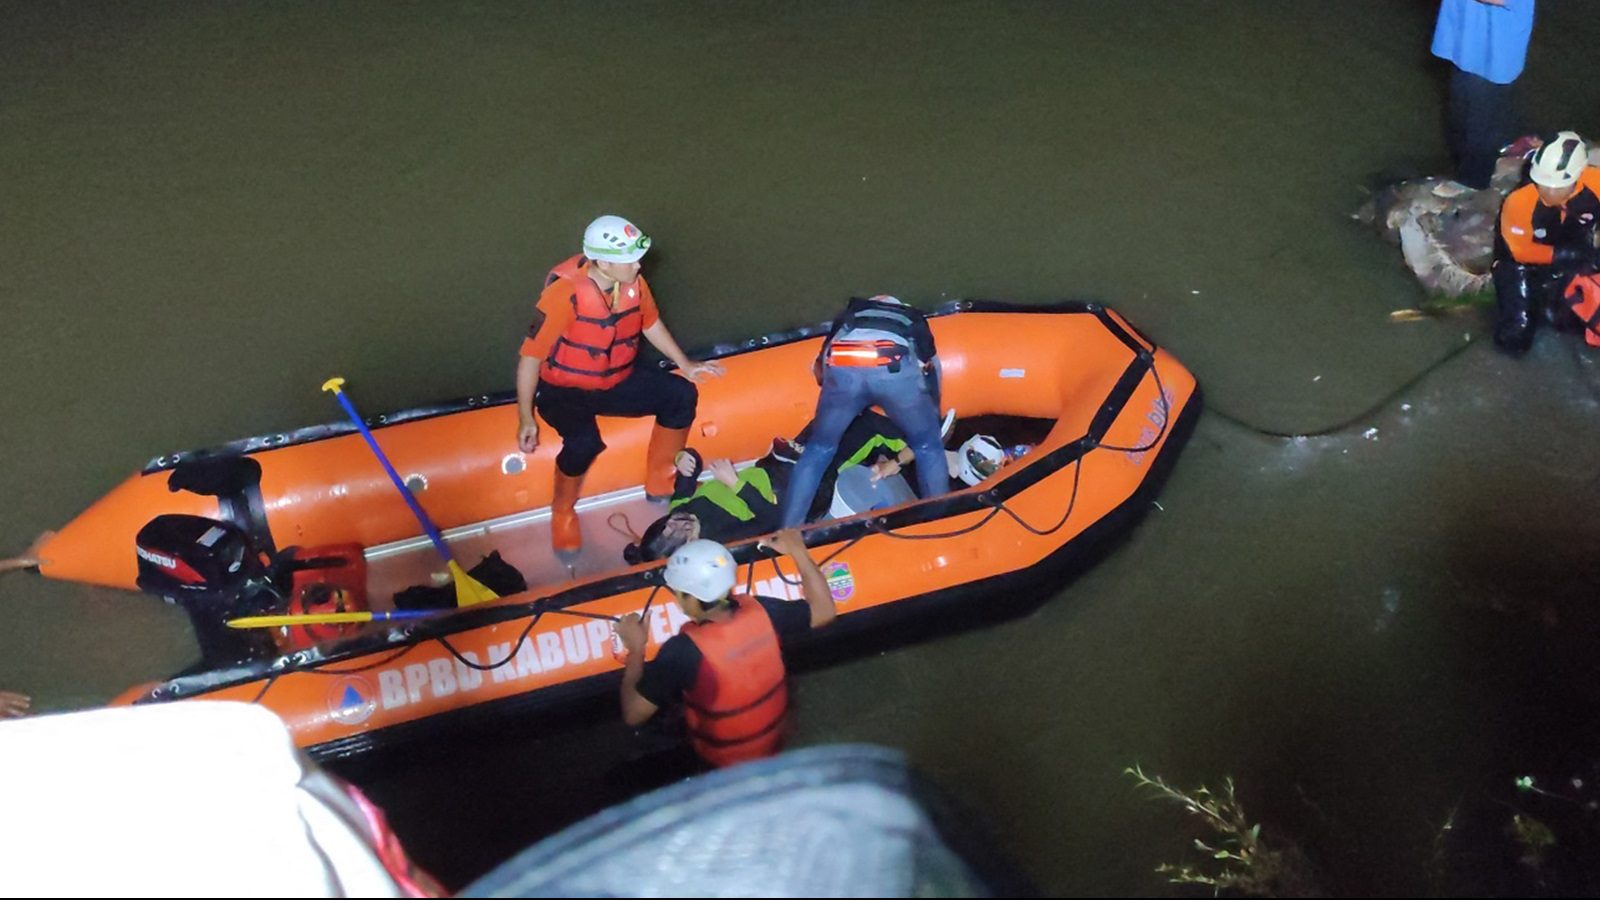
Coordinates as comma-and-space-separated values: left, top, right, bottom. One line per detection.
516, 215, 723, 558
615, 530, 835, 768
779, 294, 950, 528
1493, 132, 1600, 355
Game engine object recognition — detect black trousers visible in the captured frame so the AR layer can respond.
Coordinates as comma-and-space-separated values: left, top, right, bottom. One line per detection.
536, 366, 698, 476
1492, 255, 1579, 356
1447, 66, 1516, 190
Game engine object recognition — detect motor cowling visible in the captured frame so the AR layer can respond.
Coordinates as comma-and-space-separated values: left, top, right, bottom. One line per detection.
134, 514, 280, 669
135, 514, 268, 603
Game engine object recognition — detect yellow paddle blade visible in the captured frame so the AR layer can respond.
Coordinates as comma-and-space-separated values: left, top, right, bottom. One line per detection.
228, 611, 379, 629
450, 559, 499, 607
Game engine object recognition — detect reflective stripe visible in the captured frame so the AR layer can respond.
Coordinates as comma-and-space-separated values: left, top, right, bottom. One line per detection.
543, 357, 635, 379
826, 340, 903, 367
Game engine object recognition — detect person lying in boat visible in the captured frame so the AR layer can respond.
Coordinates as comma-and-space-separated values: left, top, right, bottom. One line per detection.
621, 446, 789, 566
624, 409, 927, 564
616, 531, 835, 768
624, 423, 1027, 565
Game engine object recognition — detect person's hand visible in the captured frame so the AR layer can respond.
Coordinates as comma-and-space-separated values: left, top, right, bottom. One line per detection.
614, 614, 648, 655
0, 556, 40, 574
708, 458, 739, 488
674, 450, 699, 477
869, 458, 902, 482
1474, 0, 1506, 6
681, 360, 725, 383
0, 690, 31, 719
759, 528, 809, 559
1, 530, 54, 574
517, 419, 539, 453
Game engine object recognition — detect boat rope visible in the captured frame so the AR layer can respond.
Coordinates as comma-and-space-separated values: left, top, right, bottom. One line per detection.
433, 585, 658, 673
605, 512, 642, 543
234, 331, 1556, 704
436, 611, 548, 672
211, 319, 1600, 728
315, 644, 428, 675
1205, 334, 1481, 439
248, 677, 275, 705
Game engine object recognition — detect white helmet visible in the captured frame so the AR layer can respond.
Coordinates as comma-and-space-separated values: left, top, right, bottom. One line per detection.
952, 435, 1006, 486
582, 215, 651, 263
663, 539, 737, 605
1530, 132, 1589, 189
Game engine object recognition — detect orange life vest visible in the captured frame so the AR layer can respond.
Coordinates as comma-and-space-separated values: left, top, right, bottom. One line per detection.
538, 254, 645, 391
680, 593, 790, 767
1499, 169, 1600, 266
1565, 273, 1600, 347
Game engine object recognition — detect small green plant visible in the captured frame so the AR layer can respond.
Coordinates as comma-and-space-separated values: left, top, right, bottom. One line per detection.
1125, 764, 1319, 897
1419, 285, 1494, 313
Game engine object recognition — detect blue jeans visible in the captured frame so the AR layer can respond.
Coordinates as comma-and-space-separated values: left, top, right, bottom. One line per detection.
779, 360, 949, 528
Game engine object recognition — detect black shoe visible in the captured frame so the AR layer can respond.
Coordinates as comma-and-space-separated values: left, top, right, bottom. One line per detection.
1493, 320, 1535, 357
771, 437, 803, 465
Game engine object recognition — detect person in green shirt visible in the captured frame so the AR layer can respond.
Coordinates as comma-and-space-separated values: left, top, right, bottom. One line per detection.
623, 410, 949, 565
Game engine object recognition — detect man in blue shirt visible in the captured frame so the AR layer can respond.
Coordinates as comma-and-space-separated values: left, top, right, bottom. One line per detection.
1432, 0, 1536, 190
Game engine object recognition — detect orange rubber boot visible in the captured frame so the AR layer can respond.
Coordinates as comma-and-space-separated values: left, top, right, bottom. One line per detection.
644, 425, 690, 501
551, 470, 585, 558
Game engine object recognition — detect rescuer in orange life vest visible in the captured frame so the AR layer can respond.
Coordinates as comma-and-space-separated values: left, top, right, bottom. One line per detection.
1493, 131, 1600, 355
614, 529, 836, 768
516, 215, 724, 558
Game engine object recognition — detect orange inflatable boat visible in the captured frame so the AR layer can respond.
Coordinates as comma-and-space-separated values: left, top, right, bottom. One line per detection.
34, 301, 1199, 758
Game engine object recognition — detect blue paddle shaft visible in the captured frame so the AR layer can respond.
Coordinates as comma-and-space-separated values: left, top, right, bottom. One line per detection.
374, 610, 438, 622
329, 389, 454, 563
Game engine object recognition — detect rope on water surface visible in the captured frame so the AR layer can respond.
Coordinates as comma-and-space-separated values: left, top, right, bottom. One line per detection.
1204, 333, 1483, 439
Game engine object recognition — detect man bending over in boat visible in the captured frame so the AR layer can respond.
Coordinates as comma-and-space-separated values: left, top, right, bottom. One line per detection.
615, 530, 835, 768
780, 295, 950, 528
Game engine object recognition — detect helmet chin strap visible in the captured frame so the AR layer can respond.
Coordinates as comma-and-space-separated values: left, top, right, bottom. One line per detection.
588, 262, 637, 308
588, 260, 618, 290
675, 589, 727, 621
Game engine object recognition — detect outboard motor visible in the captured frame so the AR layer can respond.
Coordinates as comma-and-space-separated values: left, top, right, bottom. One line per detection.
135, 514, 282, 669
